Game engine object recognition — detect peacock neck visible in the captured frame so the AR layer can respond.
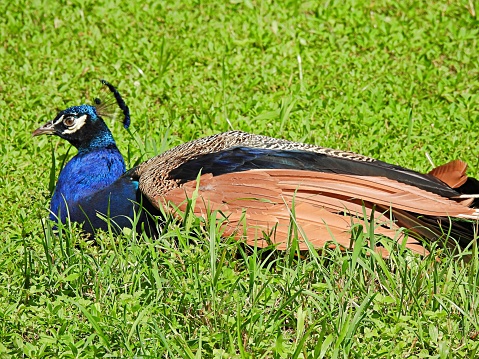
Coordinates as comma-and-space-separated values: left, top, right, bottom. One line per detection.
50, 144, 126, 223
75, 129, 118, 155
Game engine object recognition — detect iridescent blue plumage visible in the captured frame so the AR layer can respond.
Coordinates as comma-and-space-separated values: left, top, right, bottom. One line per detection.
49, 145, 126, 224
60, 105, 98, 120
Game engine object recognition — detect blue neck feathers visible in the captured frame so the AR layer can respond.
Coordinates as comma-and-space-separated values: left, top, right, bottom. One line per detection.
74, 128, 117, 154
49, 133, 126, 224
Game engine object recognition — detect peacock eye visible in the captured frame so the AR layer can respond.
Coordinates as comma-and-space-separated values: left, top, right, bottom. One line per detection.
63, 116, 75, 127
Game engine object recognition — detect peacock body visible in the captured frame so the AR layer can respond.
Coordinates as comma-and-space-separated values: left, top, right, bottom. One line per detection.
33, 81, 479, 256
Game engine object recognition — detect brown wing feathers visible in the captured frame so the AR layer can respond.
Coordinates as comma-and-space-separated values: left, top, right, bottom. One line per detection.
152, 169, 478, 256
429, 160, 468, 188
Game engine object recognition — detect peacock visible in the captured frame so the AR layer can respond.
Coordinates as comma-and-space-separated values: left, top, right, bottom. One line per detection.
33, 81, 479, 257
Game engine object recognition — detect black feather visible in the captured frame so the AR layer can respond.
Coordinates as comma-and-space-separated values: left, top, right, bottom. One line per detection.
169, 146, 461, 198
100, 79, 130, 129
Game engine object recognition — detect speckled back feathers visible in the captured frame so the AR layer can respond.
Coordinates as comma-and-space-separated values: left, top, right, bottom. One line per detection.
130, 130, 376, 199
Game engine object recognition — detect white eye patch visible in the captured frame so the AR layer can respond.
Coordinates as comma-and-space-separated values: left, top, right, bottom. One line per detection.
53, 115, 65, 126
62, 114, 88, 134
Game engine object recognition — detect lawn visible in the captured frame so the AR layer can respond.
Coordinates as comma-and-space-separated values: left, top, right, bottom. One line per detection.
2, 0, 479, 357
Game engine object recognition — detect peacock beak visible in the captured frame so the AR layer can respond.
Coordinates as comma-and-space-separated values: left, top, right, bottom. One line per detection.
32, 121, 55, 137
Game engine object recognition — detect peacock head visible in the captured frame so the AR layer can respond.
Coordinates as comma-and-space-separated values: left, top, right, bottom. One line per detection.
33, 80, 130, 149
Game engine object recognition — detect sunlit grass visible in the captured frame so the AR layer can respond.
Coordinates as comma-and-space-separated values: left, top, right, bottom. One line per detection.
2, 0, 479, 357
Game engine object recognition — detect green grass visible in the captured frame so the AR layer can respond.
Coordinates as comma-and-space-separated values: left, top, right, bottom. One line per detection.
2, 0, 479, 357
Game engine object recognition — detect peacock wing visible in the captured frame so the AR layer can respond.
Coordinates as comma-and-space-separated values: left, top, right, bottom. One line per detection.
152, 169, 479, 256
429, 160, 469, 188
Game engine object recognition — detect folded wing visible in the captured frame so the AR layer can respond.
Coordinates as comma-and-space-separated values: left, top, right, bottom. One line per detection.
150, 169, 478, 256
